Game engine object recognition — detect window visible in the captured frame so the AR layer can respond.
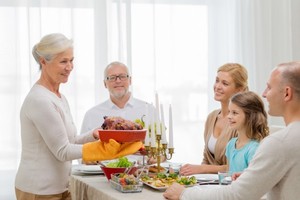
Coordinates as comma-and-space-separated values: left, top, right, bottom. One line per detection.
0, 0, 208, 170
109, 1, 209, 163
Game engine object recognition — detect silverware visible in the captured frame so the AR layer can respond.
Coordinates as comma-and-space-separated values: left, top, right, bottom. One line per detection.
136, 166, 146, 180
96, 161, 106, 167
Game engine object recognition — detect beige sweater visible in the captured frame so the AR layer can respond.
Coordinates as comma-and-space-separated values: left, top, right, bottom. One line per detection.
202, 109, 237, 165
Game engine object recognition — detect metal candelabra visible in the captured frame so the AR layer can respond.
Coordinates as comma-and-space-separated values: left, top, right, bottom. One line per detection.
144, 134, 174, 173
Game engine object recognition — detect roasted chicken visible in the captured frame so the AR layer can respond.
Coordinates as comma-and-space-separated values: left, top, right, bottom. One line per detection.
101, 116, 143, 130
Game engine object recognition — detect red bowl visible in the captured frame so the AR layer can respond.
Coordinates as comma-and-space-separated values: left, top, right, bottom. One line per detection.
100, 166, 137, 180
98, 129, 146, 143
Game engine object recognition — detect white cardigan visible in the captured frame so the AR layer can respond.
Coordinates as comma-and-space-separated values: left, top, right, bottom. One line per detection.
15, 84, 94, 195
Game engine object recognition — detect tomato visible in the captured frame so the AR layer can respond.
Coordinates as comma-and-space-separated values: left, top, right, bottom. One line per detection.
119, 178, 126, 185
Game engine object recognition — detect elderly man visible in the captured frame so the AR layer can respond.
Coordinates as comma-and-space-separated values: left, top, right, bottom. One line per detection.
81, 61, 155, 133
163, 61, 300, 200
80, 62, 160, 164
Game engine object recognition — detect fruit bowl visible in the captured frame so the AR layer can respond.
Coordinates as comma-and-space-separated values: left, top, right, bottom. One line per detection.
100, 166, 137, 180
98, 129, 146, 143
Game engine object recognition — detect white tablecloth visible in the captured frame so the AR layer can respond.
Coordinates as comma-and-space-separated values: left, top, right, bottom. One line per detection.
70, 172, 267, 200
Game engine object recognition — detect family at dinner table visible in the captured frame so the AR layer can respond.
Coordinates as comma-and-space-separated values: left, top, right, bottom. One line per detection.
14, 33, 300, 200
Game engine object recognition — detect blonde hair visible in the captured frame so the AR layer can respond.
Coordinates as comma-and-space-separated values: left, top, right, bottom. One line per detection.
218, 63, 248, 91
32, 33, 73, 69
231, 91, 269, 141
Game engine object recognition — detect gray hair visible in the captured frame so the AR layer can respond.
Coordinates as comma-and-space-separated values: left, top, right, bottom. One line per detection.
32, 33, 73, 69
104, 61, 130, 80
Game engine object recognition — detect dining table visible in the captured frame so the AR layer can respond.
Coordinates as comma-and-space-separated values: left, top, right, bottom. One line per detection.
70, 167, 267, 200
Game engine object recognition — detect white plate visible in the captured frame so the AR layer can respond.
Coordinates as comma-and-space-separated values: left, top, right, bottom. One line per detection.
193, 174, 219, 181
73, 165, 103, 175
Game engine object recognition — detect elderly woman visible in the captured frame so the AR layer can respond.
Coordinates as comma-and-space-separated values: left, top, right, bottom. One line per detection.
15, 33, 142, 200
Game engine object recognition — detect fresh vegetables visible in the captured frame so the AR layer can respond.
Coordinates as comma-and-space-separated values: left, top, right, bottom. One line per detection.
134, 117, 145, 128
176, 176, 197, 185
111, 173, 143, 192
141, 173, 196, 188
106, 157, 133, 168
114, 173, 138, 185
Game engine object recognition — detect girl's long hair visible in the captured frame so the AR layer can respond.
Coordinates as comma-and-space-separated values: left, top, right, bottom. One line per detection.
230, 91, 269, 141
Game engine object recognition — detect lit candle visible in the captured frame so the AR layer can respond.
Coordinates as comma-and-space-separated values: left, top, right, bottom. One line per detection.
169, 104, 174, 148
160, 104, 167, 144
144, 104, 150, 146
151, 112, 156, 147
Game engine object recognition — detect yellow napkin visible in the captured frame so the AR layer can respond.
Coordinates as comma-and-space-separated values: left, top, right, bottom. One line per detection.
82, 139, 143, 162
82, 139, 120, 162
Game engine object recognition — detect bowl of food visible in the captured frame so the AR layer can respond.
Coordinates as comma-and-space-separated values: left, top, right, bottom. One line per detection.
99, 116, 146, 142
110, 173, 143, 193
98, 129, 146, 143
101, 157, 137, 180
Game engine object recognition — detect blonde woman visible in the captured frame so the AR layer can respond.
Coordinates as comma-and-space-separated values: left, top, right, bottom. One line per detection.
180, 63, 248, 175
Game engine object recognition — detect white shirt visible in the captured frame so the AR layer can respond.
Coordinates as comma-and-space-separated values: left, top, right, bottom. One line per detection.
208, 132, 217, 154
80, 95, 155, 134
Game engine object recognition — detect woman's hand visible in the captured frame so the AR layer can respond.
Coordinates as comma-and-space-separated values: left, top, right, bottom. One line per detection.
163, 183, 185, 200
180, 164, 206, 176
92, 129, 100, 140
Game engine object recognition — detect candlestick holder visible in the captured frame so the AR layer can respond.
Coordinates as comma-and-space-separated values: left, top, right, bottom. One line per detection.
144, 134, 174, 173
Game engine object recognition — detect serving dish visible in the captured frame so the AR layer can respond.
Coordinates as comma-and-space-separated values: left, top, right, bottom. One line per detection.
142, 180, 197, 191
98, 129, 146, 143
141, 174, 197, 191
110, 173, 143, 193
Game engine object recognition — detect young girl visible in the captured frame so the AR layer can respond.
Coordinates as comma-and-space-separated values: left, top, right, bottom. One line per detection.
226, 91, 269, 173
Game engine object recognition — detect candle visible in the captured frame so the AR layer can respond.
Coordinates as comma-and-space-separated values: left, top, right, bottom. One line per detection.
169, 104, 174, 148
144, 104, 150, 146
160, 104, 167, 144
155, 92, 161, 135
155, 92, 160, 115
151, 112, 156, 147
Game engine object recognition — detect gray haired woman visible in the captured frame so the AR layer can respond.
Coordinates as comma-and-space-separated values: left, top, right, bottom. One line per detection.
15, 33, 142, 200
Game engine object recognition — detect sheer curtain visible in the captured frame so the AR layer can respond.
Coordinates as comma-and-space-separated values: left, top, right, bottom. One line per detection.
0, 1, 99, 198
207, 0, 300, 126
1, 0, 300, 198
0, 0, 98, 171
